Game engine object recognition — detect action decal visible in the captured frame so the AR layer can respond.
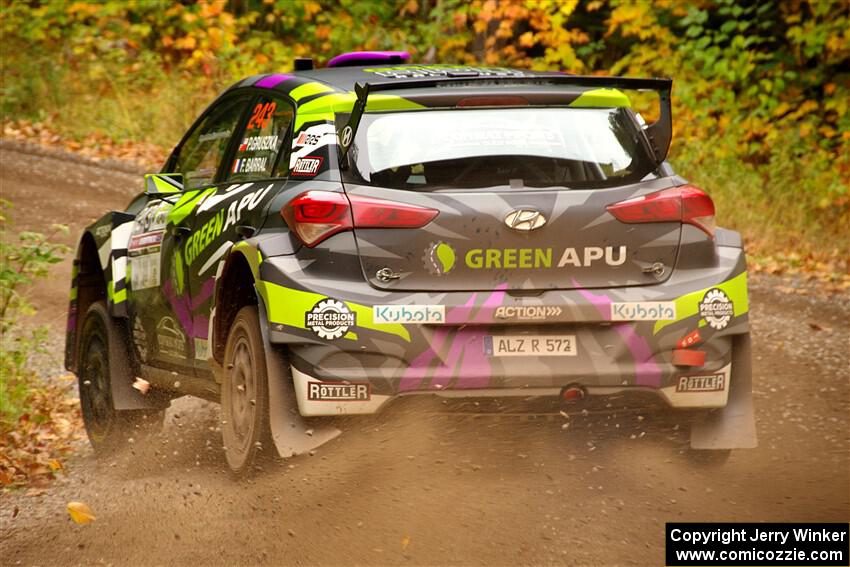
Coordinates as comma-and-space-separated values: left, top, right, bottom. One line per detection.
305, 298, 356, 340
493, 306, 562, 321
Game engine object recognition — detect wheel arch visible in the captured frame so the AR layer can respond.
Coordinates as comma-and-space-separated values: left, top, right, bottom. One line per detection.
212, 246, 260, 365
65, 231, 107, 372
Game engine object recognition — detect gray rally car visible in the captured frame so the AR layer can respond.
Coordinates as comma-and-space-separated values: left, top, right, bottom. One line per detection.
65, 51, 757, 475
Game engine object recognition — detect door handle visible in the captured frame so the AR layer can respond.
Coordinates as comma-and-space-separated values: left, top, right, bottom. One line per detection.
236, 225, 256, 239
171, 225, 191, 239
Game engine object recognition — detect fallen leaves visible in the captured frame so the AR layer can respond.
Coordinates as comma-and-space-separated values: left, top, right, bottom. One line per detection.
67, 501, 96, 524
2, 119, 167, 172
133, 377, 151, 395
0, 377, 84, 491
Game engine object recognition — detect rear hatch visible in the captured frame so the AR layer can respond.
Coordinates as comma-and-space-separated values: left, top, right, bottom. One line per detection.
342, 105, 682, 291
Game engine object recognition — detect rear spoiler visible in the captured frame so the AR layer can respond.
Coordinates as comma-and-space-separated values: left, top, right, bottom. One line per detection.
338, 74, 673, 165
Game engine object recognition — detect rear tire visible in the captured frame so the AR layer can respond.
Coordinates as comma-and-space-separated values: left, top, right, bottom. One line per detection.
221, 305, 271, 476
78, 301, 164, 454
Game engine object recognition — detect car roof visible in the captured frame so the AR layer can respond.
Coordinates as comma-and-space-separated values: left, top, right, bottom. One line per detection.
221, 64, 657, 131
228, 64, 564, 98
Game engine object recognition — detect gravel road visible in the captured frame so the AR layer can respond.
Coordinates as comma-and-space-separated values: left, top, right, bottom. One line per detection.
1, 142, 847, 566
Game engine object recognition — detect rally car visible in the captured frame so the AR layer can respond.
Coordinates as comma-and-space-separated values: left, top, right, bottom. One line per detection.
65, 51, 756, 475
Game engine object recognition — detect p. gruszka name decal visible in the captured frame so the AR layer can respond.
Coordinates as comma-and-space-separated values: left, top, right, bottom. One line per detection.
463, 246, 627, 269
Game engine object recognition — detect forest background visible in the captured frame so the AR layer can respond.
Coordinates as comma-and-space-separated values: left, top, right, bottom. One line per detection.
2, 0, 848, 270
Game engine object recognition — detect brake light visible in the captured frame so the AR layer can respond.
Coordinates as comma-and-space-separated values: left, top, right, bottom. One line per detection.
281, 191, 439, 247
605, 185, 716, 237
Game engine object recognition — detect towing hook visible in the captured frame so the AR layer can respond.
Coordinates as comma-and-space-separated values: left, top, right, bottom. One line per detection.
561, 385, 587, 402
376, 267, 401, 282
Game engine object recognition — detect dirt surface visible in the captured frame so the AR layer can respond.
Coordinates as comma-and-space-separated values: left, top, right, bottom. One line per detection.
1, 142, 848, 566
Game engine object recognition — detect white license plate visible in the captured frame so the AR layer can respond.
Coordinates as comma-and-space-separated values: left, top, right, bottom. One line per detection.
484, 335, 577, 357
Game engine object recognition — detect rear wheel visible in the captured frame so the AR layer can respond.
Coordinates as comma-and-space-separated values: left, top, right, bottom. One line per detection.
78, 301, 163, 454
221, 305, 271, 476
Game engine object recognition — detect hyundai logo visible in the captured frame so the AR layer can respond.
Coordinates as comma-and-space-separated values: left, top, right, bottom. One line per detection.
504, 209, 547, 231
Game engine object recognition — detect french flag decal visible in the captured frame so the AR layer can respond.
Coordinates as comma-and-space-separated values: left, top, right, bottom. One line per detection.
232, 159, 241, 173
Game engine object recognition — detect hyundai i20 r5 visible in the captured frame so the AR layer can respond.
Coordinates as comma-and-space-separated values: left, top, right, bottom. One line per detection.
65, 53, 756, 475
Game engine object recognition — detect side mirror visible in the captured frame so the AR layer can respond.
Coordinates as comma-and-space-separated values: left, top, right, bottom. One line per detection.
144, 173, 184, 196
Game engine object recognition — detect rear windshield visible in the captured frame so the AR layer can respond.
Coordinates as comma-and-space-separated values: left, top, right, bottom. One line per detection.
346, 107, 656, 190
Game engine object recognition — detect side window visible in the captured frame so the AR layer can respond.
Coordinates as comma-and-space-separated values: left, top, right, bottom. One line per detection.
227, 95, 294, 182
174, 96, 252, 188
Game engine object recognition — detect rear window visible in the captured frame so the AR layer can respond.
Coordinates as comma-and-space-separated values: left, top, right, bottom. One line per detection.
347, 107, 656, 190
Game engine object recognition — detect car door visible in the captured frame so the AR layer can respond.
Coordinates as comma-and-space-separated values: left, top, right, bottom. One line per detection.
128, 93, 254, 372
182, 92, 295, 373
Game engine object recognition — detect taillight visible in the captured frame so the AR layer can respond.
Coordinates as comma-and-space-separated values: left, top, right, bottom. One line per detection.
281, 191, 439, 247
605, 184, 716, 237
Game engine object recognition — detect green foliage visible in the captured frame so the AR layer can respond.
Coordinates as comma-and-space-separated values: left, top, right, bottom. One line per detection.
0, 0, 847, 268
0, 201, 69, 425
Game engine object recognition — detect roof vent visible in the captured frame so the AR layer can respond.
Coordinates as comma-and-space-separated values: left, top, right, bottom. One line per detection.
294, 57, 314, 71
327, 51, 410, 68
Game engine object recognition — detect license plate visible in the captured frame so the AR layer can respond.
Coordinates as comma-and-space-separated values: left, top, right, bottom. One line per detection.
483, 335, 577, 357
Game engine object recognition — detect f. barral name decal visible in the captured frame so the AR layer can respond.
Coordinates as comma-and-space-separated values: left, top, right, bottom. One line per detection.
291, 156, 323, 177
307, 381, 370, 401
306, 299, 356, 340
611, 302, 677, 321
699, 288, 734, 330
232, 156, 268, 174
373, 305, 445, 324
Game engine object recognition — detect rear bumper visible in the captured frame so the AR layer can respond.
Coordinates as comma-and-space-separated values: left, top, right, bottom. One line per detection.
291, 362, 732, 416
252, 233, 749, 416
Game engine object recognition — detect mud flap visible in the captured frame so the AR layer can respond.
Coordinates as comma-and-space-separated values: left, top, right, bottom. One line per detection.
690, 334, 757, 449
257, 295, 341, 457
105, 312, 169, 411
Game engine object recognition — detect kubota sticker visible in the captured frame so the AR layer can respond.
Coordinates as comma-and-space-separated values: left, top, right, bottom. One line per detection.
373, 305, 445, 324
610, 302, 677, 321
